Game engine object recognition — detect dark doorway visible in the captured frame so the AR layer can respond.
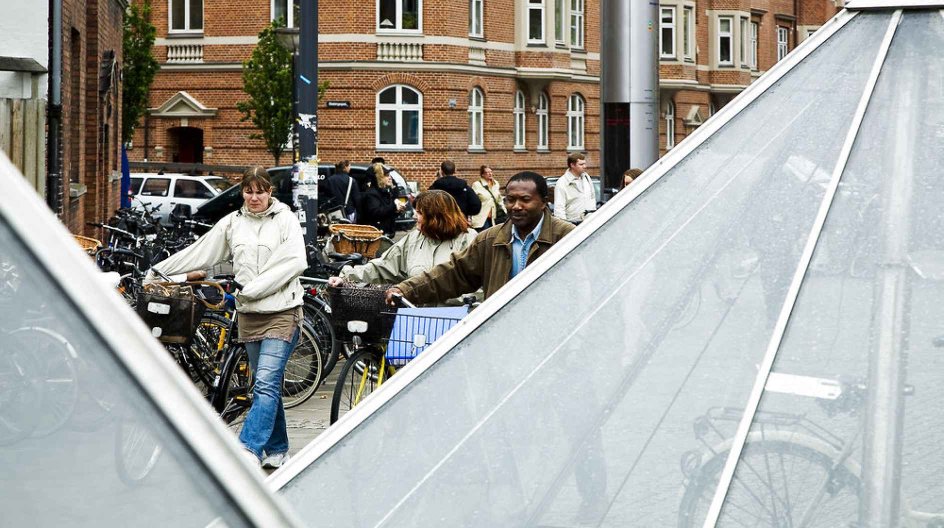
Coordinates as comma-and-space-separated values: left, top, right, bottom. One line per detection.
168, 127, 204, 164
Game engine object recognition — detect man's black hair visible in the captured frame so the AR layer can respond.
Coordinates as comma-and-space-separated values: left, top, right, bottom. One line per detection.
335, 160, 350, 172
370, 156, 386, 165
440, 160, 456, 176
508, 171, 548, 200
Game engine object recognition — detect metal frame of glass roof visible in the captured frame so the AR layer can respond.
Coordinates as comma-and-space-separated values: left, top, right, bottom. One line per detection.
846, 0, 944, 9
0, 153, 303, 527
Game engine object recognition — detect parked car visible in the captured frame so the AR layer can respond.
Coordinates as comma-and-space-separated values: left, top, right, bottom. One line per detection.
193, 164, 417, 231
130, 173, 231, 223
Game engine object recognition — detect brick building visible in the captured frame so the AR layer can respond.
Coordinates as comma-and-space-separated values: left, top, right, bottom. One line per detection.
132, 0, 840, 189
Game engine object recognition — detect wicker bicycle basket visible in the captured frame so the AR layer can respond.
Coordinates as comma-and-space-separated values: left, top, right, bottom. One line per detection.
326, 284, 396, 341
73, 235, 102, 256
328, 224, 384, 257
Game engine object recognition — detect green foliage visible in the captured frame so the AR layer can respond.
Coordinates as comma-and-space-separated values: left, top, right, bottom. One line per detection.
237, 20, 294, 165
122, 1, 159, 144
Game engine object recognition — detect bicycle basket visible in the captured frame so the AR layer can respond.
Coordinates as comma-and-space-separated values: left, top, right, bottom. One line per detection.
326, 284, 396, 341
73, 235, 102, 256
136, 283, 206, 345
385, 307, 467, 366
328, 224, 383, 258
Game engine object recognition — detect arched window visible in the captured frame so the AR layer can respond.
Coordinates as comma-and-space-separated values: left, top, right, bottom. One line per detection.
665, 100, 676, 149
468, 87, 484, 149
536, 92, 549, 150
567, 93, 585, 150
514, 90, 526, 150
376, 85, 422, 149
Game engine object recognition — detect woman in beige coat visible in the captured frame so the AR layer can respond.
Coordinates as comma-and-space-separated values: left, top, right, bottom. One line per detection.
470, 165, 507, 231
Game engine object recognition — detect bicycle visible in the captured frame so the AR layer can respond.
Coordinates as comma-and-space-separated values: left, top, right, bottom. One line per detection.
327, 284, 473, 425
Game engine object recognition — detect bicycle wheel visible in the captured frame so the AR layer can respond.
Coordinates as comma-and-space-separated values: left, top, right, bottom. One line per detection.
0, 346, 43, 445
8, 327, 79, 438
678, 437, 861, 528
215, 345, 253, 425
114, 418, 162, 486
189, 312, 234, 397
283, 321, 323, 409
304, 302, 337, 379
329, 347, 394, 425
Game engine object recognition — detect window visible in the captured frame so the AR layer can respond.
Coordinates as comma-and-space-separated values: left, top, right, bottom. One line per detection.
708, 100, 716, 116
514, 90, 526, 149
750, 21, 758, 69
570, 0, 584, 48
718, 16, 733, 66
777, 26, 790, 61
271, 0, 300, 27
377, 85, 422, 149
537, 92, 549, 149
683, 6, 695, 60
130, 177, 144, 195
468, 88, 484, 149
665, 100, 676, 149
169, 0, 203, 33
660, 7, 676, 59
528, 0, 545, 43
567, 94, 585, 150
174, 179, 215, 199
740, 18, 749, 67
469, 0, 483, 37
554, 0, 564, 44
378, 0, 420, 31
141, 178, 171, 197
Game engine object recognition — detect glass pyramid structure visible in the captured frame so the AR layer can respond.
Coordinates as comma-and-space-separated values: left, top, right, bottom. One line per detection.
276, 4, 944, 527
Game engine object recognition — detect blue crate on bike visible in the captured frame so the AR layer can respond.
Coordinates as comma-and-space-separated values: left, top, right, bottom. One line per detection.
385, 307, 468, 366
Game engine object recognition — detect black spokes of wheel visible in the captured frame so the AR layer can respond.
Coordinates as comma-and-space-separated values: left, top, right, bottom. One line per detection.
283, 322, 324, 409
678, 439, 861, 528
329, 348, 392, 425
189, 313, 234, 398
115, 419, 163, 486
304, 303, 337, 379
216, 345, 253, 425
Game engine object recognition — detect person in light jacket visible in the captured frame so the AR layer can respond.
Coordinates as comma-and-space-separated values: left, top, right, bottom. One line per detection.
470, 165, 507, 231
148, 166, 307, 469
328, 190, 477, 292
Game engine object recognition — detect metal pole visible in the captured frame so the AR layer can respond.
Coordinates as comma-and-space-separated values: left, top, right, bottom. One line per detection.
46, 0, 63, 215
296, 0, 319, 245
628, 0, 659, 171
600, 0, 631, 199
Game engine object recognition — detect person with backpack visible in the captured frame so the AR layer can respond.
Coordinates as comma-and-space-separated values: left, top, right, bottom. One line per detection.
430, 160, 482, 218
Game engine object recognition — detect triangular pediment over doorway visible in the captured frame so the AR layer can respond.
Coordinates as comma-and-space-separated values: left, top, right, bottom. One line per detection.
149, 91, 217, 118
683, 104, 704, 127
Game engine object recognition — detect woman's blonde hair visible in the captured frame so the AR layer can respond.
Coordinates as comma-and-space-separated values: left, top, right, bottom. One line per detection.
240, 166, 272, 193
414, 190, 469, 241
369, 163, 391, 189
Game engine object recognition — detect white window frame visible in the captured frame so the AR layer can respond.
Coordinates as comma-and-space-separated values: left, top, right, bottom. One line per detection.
717, 16, 734, 66
469, 0, 483, 37
528, 0, 545, 44
376, 85, 423, 150
554, 0, 564, 44
536, 92, 549, 150
168, 0, 203, 34
777, 26, 789, 61
683, 6, 695, 61
514, 90, 526, 150
566, 93, 585, 151
570, 0, 585, 49
665, 100, 676, 149
750, 21, 758, 69
468, 88, 485, 150
377, 0, 423, 33
271, 0, 299, 28
660, 7, 676, 60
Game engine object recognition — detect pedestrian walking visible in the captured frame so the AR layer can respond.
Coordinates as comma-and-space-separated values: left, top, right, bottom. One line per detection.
148, 166, 307, 469
385, 171, 573, 305
429, 160, 482, 218
622, 168, 643, 190
358, 162, 404, 237
320, 160, 361, 222
470, 165, 507, 232
553, 152, 596, 223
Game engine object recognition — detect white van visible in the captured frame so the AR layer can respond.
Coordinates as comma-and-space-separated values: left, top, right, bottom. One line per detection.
129, 173, 231, 223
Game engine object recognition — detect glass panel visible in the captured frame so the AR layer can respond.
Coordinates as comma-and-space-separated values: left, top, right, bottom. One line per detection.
274, 0, 287, 23
715, 11, 944, 527
0, 221, 248, 527
402, 110, 419, 145
379, 87, 396, 104
529, 8, 543, 40
171, 0, 185, 30
402, 0, 419, 30
379, 110, 397, 144
141, 178, 170, 197
378, 0, 396, 29
401, 87, 419, 105
189, 0, 203, 30
280, 11, 888, 527
555, 0, 563, 41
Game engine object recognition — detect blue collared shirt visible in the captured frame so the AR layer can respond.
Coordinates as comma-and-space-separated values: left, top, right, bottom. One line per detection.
510, 215, 544, 278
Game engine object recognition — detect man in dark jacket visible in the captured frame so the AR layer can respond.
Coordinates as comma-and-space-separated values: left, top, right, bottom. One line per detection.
429, 160, 482, 218
320, 160, 361, 220
386, 171, 573, 305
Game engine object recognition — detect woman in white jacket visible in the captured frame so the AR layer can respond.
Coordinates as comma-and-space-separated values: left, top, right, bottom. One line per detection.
328, 190, 477, 290
149, 167, 307, 469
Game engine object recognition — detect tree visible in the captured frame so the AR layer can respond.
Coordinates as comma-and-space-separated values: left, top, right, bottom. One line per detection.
122, 1, 159, 145
237, 20, 294, 165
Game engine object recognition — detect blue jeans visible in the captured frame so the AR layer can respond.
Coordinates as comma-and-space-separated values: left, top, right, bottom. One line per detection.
239, 328, 299, 459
